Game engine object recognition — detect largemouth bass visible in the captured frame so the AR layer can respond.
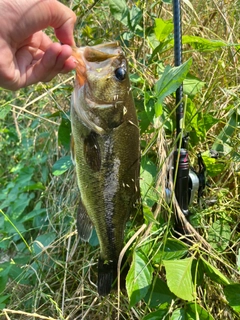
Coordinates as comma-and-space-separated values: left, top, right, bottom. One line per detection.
71, 42, 140, 296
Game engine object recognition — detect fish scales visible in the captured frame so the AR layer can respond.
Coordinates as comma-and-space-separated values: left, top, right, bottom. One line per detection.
71, 42, 140, 295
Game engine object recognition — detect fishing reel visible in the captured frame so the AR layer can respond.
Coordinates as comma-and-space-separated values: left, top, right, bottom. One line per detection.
173, 148, 219, 218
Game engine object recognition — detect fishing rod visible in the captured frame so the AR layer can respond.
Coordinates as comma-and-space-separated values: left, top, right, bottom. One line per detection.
172, 0, 190, 232
172, 0, 206, 233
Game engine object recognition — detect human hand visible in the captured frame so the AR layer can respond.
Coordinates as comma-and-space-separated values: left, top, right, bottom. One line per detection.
0, 0, 76, 90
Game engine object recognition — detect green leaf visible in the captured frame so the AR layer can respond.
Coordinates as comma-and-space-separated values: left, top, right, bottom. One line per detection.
171, 304, 214, 320
89, 229, 99, 247
58, 116, 71, 150
126, 250, 153, 306
128, 5, 143, 31
163, 257, 195, 301
140, 156, 158, 207
22, 182, 45, 191
19, 208, 46, 223
52, 155, 73, 176
182, 35, 227, 52
33, 232, 56, 255
142, 309, 168, 320
144, 277, 175, 307
0, 294, 10, 310
154, 18, 173, 42
186, 303, 214, 320
224, 284, 240, 313
170, 308, 187, 320
207, 220, 231, 251
0, 105, 11, 119
155, 59, 192, 116
212, 110, 238, 153
200, 256, 230, 285
0, 263, 11, 293
108, 0, 128, 25
155, 98, 163, 117
153, 239, 188, 264
183, 75, 205, 97
201, 154, 225, 178
143, 205, 159, 225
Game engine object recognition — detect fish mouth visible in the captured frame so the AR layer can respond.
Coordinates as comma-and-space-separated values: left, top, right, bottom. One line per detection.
72, 42, 123, 87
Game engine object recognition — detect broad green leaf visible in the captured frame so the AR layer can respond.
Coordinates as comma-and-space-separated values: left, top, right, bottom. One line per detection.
143, 205, 159, 225
58, 116, 71, 150
212, 109, 238, 152
224, 284, 240, 313
155, 59, 192, 116
198, 113, 218, 134
155, 98, 163, 117
0, 263, 11, 293
140, 156, 158, 207
170, 308, 187, 320
154, 18, 173, 42
89, 229, 99, 247
33, 232, 56, 255
0, 294, 10, 310
153, 239, 188, 263
142, 309, 168, 320
144, 277, 175, 307
207, 219, 231, 251
0, 105, 11, 119
182, 35, 227, 52
128, 5, 143, 31
171, 304, 214, 320
126, 250, 153, 306
108, 0, 128, 25
186, 303, 214, 320
144, 91, 155, 121
19, 208, 46, 223
201, 154, 225, 177
52, 155, 73, 176
183, 75, 205, 97
22, 182, 45, 191
200, 256, 230, 285
163, 257, 194, 301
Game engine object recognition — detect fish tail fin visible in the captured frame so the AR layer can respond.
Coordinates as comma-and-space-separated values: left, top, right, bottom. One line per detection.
97, 258, 117, 296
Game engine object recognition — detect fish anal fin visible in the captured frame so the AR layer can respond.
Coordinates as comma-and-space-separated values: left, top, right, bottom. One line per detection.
76, 200, 93, 241
97, 258, 117, 296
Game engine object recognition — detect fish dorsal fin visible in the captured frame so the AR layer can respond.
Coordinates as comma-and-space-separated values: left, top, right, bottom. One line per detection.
84, 47, 117, 62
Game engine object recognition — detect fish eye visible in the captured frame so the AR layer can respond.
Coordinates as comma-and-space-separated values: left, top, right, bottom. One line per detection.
114, 67, 126, 81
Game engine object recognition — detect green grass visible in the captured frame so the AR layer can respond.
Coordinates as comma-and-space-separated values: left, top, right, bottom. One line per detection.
0, 0, 240, 319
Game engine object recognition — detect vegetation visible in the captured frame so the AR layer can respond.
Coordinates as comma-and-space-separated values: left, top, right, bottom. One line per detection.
0, 0, 239, 319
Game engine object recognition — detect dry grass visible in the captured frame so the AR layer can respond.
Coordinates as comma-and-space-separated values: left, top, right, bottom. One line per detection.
0, 0, 239, 319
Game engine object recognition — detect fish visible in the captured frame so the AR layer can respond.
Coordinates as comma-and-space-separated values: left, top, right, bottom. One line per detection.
70, 42, 140, 296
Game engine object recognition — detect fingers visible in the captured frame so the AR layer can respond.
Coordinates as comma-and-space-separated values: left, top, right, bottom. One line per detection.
7, 0, 76, 46
24, 43, 76, 86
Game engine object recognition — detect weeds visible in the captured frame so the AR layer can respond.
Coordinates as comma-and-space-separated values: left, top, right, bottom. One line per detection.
0, 0, 239, 319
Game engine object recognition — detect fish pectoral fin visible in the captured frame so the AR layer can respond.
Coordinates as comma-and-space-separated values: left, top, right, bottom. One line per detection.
70, 135, 75, 165
76, 200, 93, 241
